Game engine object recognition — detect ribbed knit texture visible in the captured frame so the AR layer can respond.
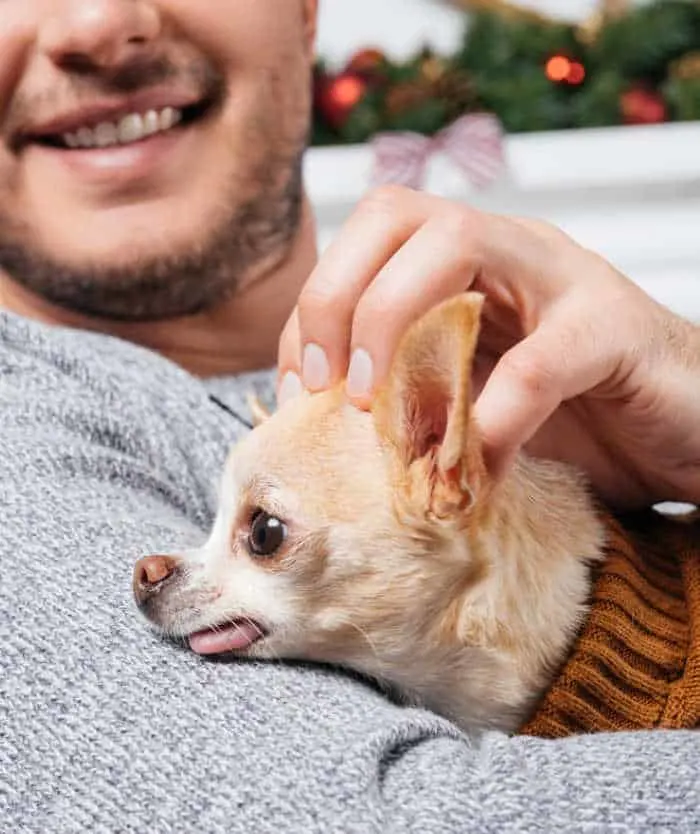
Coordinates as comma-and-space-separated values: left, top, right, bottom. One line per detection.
521, 509, 700, 738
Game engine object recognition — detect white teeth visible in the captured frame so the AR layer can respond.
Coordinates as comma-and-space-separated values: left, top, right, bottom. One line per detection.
94, 121, 117, 147
143, 110, 160, 136
117, 113, 143, 144
76, 127, 95, 148
62, 106, 184, 150
159, 106, 180, 131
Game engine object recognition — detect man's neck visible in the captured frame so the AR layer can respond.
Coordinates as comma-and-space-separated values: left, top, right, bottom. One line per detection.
0, 199, 318, 379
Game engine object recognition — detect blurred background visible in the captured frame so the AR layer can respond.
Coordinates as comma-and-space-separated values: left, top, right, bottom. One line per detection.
317, 0, 631, 65
305, 0, 700, 321
317, 0, 466, 65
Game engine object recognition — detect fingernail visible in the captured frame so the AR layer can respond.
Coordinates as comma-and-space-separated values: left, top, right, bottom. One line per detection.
278, 371, 303, 406
346, 349, 374, 399
302, 343, 330, 390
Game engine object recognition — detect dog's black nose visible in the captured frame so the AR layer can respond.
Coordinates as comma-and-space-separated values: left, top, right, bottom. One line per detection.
133, 554, 179, 607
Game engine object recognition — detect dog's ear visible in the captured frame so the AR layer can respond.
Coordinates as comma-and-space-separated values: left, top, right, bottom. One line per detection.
246, 392, 272, 427
373, 293, 486, 522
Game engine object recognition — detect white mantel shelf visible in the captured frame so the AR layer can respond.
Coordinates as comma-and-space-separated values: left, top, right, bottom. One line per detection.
305, 121, 700, 323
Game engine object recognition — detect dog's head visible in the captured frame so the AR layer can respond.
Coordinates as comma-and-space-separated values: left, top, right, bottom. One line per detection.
133, 294, 491, 679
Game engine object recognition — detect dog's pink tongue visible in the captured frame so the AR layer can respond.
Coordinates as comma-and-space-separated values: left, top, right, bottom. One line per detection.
189, 622, 261, 655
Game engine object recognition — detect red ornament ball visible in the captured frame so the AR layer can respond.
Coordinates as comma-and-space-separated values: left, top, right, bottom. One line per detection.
545, 55, 586, 85
620, 87, 668, 125
345, 47, 387, 80
315, 72, 368, 130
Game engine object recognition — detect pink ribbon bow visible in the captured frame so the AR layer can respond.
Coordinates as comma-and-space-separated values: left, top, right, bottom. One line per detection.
370, 113, 506, 191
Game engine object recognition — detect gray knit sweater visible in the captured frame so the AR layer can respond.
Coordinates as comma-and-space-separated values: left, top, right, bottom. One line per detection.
1, 309, 698, 834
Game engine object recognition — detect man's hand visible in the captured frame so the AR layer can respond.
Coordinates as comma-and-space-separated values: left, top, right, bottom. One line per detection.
278, 185, 700, 509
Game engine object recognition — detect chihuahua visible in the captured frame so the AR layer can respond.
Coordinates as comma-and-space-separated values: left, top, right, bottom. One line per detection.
133, 294, 606, 734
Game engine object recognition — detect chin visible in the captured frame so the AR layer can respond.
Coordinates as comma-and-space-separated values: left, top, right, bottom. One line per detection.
46, 201, 211, 262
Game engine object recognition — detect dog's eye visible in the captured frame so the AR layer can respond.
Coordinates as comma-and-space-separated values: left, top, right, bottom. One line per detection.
248, 510, 287, 558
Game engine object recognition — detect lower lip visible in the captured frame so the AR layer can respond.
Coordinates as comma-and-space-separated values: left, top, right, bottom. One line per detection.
28, 126, 190, 186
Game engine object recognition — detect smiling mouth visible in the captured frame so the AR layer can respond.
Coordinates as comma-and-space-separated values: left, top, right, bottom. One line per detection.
23, 98, 214, 152
188, 617, 269, 656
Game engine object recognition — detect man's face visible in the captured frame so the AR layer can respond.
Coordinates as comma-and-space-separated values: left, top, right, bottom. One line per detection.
0, 1, 317, 319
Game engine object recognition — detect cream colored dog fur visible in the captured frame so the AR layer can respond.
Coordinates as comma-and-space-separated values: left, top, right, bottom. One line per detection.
133, 294, 605, 734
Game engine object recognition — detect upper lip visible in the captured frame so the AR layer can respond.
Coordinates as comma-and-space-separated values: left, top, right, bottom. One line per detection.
15, 87, 204, 145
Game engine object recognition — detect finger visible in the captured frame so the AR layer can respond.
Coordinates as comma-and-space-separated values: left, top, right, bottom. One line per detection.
343, 208, 579, 408
276, 308, 304, 406
295, 186, 429, 391
344, 210, 486, 408
473, 302, 621, 478
277, 305, 301, 378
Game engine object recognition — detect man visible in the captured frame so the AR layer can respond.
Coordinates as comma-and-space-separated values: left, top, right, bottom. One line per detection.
1, 2, 698, 833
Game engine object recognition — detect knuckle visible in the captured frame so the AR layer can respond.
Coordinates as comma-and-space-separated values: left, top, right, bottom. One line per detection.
515, 216, 559, 240
440, 205, 480, 240
296, 283, 339, 320
352, 290, 421, 360
432, 206, 484, 265
353, 294, 388, 335
499, 349, 555, 398
358, 184, 412, 217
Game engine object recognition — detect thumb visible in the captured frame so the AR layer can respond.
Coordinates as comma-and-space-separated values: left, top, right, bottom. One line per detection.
473, 312, 617, 478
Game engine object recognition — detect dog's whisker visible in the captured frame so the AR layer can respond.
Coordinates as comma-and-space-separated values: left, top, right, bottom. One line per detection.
330, 615, 381, 664
241, 615, 265, 639
241, 616, 284, 661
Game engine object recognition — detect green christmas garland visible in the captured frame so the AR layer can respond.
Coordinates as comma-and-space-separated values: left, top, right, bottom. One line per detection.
311, 0, 700, 146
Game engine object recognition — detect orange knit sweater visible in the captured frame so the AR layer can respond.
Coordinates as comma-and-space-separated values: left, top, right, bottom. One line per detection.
520, 508, 700, 738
